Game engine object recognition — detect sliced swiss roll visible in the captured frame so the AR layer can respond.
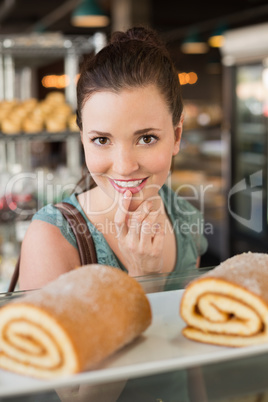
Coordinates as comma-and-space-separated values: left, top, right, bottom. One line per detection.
180, 252, 268, 347
0, 264, 152, 379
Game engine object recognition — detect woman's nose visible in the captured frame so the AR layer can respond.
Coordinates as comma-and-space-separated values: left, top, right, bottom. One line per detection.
112, 147, 139, 176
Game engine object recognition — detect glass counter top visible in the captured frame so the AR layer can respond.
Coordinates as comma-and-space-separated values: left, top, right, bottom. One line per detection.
0, 267, 268, 402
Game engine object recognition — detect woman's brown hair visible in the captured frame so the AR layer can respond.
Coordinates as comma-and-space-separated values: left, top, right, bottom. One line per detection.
75, 26, 183, 192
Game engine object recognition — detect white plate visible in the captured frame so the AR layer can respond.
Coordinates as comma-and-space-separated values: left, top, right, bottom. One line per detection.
1, 289, 268, 397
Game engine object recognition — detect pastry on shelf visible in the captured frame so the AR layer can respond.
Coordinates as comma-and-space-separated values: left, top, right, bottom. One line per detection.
68, 113, 79, 132
45, 116, 67, 132
0, 93, 74, 135
57, 103, 72, 116
0, 108, 11, 122
53, 104, 72, 122
45, 91, 66, 105
22, 115, 44, 133
1, 117, 21, 134
12, 104, 29, 121
0, 100, 17, 111
22, 98, 38, 112
38, 100, 54, 116
0, 264, 152, 379
0, 100, 17, 127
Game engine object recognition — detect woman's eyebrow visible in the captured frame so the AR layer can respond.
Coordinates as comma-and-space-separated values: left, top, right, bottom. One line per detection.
88, 130, 111, 136
88, 128, 162, 136
134, 128, 161, 135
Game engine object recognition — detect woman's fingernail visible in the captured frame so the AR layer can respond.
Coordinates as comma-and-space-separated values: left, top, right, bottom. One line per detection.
124, 190, 132, 199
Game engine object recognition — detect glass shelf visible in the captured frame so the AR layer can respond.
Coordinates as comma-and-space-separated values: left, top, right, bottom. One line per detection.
1, 267, 268, 402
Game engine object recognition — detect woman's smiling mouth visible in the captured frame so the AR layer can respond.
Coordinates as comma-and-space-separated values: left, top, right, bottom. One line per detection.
113, 179, 143, 187
109, 178, 148, 194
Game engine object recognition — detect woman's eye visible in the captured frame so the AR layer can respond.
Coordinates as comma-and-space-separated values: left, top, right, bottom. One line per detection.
138, 135, 158, 145
92, 137, 109, 145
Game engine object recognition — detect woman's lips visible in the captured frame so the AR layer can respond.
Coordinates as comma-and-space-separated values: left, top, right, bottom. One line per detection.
109, 178, 148, 194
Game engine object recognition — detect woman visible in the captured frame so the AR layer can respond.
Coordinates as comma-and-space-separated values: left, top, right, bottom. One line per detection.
19, 26, 207, 290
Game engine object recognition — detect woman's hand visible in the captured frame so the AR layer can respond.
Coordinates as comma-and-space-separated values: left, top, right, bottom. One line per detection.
114, 190, 165, 277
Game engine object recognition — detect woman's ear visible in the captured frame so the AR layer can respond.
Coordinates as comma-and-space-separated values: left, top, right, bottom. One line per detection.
172, 114, 184, 156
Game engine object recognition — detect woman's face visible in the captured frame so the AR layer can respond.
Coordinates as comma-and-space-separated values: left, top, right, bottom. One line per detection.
81, 85, 182, 210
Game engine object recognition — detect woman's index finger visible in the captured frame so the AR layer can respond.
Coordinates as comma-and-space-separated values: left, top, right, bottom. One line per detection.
114, 190, 132, 235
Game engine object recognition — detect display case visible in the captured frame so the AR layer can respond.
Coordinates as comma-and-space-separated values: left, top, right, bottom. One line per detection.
171, 101, 229, 264
2, 269, 268, 402
221, 23, 268, 255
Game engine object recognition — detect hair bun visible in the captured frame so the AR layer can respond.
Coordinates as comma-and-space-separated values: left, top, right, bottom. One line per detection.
110, 26, 164, 49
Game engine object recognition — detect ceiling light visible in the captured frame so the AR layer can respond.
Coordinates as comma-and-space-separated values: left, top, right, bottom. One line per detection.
181, 30, 209, 54
178, 72, 198, 85
208, 34, 225, 48
208, 24, 227, 48
71, 0, 109, 28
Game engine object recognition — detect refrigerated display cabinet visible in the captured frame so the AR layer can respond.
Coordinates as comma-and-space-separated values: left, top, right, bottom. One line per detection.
221, 22, 268, 255
171, 99, 229, 265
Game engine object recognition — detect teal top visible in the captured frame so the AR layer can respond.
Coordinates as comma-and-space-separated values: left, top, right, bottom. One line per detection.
33, 184, 208, 276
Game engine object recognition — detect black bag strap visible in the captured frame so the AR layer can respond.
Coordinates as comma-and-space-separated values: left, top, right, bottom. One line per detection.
55, 202, 97, 266
8, 202, 97, 292
8, 256, 20, 293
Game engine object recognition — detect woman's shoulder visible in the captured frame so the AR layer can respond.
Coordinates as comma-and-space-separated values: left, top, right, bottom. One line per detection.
20, 216, 80, 289
32, 193, 78, 248
33, 193, 78, 220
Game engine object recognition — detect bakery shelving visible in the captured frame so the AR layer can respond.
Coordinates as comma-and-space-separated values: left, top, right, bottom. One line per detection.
171, 105, 229, 264
0, 32, 107, 171
0, 33, 106, 289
